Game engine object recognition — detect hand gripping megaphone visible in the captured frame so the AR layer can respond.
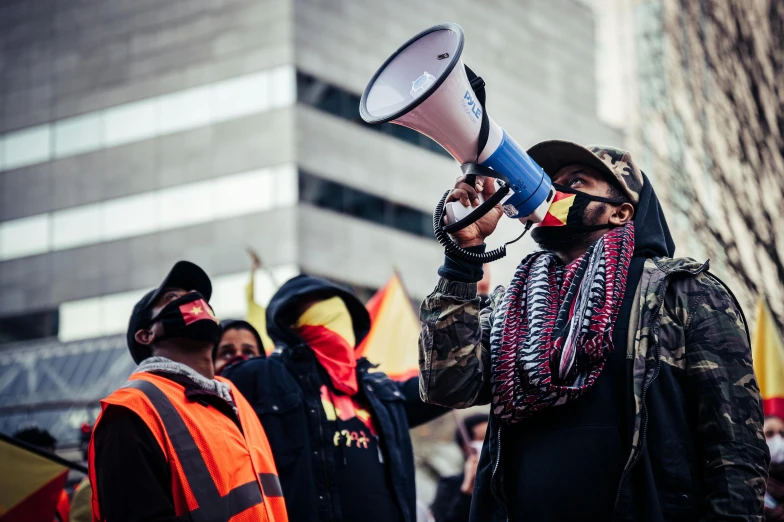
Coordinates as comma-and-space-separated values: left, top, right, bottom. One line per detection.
360, 23, 555, 263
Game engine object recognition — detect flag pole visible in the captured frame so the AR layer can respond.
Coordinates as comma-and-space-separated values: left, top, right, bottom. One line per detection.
0, 431, 88, 473
452, 411, 475, 454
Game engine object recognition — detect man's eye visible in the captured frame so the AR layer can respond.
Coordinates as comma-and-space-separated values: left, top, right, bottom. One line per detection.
570, 178, 585, 187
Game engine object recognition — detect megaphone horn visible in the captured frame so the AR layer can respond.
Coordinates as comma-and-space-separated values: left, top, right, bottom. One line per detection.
360, 23, 555, 263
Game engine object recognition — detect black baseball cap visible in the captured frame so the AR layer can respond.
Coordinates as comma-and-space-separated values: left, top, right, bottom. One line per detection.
126, 261, 213, 364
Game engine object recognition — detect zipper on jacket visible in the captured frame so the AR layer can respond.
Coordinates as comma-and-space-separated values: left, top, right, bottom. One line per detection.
308, 370, 335, 522
490, 424, 509, 522
612, 278, 667, 516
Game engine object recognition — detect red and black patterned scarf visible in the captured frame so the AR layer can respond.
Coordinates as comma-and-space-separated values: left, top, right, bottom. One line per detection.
490, 223, 635, 424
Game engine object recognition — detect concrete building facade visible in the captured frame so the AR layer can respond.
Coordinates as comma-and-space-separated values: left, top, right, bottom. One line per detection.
0, 0, 620, 470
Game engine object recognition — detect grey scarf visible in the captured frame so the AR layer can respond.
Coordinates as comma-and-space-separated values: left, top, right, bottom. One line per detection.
135, 356, 236, 412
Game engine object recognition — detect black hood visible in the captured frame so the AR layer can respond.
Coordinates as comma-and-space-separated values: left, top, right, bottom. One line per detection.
266, 274, 371, 349
633, 172, 675, 258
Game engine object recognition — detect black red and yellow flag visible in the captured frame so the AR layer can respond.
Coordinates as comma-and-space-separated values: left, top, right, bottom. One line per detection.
0, 432, 74, 522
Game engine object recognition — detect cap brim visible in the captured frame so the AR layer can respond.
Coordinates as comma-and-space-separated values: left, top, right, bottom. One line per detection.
527, 140, 617, 184
148, 260, 213, 309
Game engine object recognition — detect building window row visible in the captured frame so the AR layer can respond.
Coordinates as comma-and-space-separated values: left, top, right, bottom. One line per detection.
57, 265, 299, 342
296, 71, 451, 159
0, 164, 297, 261
0, 66, 296, 172
299, 171, 434, 240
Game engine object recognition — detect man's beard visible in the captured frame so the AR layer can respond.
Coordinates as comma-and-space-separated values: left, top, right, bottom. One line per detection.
531, 203, 608, 253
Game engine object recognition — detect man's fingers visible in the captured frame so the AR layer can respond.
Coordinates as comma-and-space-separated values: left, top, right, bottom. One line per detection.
447, 188, 471, 207
449, 185, 481, 207
482, 177, 497, 197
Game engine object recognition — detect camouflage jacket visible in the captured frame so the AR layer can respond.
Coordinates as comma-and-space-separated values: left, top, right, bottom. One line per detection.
419, 257, 769, 521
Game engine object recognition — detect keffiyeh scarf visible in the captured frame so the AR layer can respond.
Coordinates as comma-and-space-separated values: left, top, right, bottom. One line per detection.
490, 223, 635, 423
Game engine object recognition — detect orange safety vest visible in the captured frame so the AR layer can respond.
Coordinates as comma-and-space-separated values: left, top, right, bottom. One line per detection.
88, 372, 287, 522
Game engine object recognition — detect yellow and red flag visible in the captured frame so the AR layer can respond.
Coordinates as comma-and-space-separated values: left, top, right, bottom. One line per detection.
752, 299, 784, 417
246, 273, 276, 354
0, 433, 70, 522
357, 273, 420, 381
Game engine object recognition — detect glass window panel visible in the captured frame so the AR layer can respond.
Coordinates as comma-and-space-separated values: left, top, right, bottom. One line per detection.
211, 72, 269, 122
209, 272, 247, 319
0, 214, 50, 260
213, 169, 272, 219
3, 124, 52, 170
101, 192, 157, 241
53, 113, 103, 157
299, 173, 342, 211
0, 136, 4, 170
344, 186, 385, 225
269, 65, 296, 109
51, 203, 102, 250
59, 297, 103, 341
274, 164, 298, 206
102, 290, 146, 336
103, 99, 157, 147
156, 85, 212, 135
155, 180, 215, 229
315, 85, 342, 114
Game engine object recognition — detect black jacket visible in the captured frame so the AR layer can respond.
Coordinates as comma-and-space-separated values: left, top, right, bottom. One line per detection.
421, 174, 767, 521
224, 275, 447, 522
431, 474, 472, 522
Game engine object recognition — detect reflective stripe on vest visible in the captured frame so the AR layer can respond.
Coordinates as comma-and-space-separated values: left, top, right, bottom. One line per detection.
124, 380, 283, 521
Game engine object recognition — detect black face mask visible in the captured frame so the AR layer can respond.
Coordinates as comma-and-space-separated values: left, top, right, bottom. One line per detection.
530, 184, 626, 250
147, 292, 221, 345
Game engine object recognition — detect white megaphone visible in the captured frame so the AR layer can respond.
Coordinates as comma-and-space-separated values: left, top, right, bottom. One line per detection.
360, 23, 555, 263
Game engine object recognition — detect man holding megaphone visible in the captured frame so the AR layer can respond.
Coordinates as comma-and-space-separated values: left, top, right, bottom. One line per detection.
362, 22, 767, 521
418, 142, 768, 521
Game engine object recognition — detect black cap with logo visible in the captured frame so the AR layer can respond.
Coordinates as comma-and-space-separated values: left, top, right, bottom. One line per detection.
126, 261, 212, 364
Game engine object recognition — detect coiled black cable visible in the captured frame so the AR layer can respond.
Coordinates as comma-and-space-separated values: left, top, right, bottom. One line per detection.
432, 190, 533, 264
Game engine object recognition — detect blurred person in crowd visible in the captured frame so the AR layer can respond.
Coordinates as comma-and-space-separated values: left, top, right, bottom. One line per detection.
430, 414, 489, 522
765, 415, 784, 520
224, 274, 448, 522
14, 427, 71, 522
215, 319, 266, 375
88, 261, 287, 522
419, 142, 768, 521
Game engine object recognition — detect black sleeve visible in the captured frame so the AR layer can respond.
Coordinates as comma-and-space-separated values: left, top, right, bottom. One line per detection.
93, 405, 177, 522
431, 475, 472, 522
398, 376, 450, 428
437, 245, 487, 283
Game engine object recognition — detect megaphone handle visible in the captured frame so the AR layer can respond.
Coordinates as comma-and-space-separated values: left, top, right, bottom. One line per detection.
442, 182, 510, 234
433, 190, 532, 265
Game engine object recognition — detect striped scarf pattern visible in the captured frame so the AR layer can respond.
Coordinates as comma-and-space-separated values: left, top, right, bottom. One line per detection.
490, 223, 635, 424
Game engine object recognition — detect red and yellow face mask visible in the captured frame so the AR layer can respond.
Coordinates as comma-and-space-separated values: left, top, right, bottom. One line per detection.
538, 184, 626, 229
295, 296, 359, 395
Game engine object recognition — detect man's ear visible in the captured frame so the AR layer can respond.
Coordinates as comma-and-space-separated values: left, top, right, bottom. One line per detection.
134, 328, 155, 347
609, 202, 635, 226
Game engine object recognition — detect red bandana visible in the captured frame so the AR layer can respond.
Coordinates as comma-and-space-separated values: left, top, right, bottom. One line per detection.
296, 297, 358, 396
